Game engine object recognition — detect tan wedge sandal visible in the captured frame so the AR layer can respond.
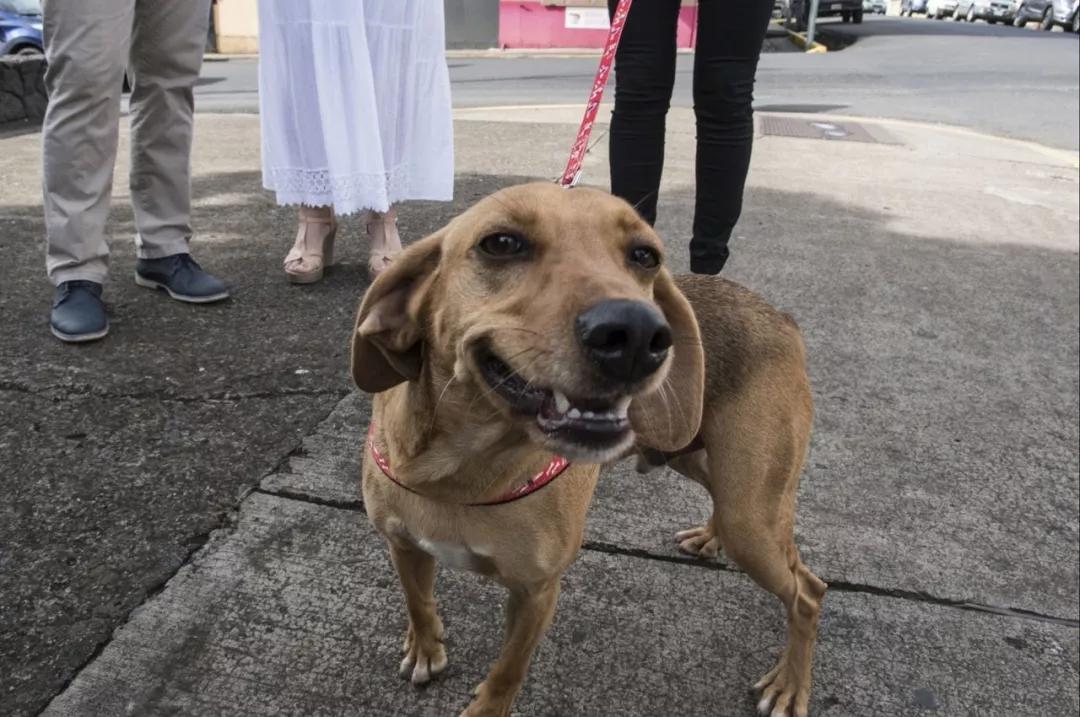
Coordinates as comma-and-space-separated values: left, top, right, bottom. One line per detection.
284, 205, 338, 284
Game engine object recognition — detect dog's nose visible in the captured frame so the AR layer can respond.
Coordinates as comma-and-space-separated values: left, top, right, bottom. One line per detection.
576, 300, 672, 383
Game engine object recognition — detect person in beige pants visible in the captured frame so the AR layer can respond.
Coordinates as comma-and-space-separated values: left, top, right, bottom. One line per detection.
43, 0, 229, 344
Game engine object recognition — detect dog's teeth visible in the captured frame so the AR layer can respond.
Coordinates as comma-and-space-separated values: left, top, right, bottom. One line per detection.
554, 391, 570, 414
615, 395, 632, 416
568, 408, 582, 419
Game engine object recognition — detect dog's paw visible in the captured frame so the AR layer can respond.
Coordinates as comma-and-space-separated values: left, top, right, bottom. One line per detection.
754, 661, 809, 717
459, 681, 513, 717
634, 455, 654, 474
399, 618, 447, 686
674, 525, 721, 559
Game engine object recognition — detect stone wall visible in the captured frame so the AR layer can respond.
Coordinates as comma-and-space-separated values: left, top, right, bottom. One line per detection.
0, 55, 47, 127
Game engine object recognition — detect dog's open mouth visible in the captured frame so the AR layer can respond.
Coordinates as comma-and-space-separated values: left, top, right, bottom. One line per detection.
477, 348, 632, 452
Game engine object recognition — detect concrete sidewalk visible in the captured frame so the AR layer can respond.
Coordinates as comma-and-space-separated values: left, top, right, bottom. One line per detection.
2, 109, 1078, 716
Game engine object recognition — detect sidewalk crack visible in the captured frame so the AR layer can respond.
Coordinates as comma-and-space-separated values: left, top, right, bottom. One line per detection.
0, 380, 346, 403
253, 487, 364, 512
581, 540, 1080, 629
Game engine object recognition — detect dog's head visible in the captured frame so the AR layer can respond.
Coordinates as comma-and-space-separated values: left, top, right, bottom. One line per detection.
351, 183, 704, 463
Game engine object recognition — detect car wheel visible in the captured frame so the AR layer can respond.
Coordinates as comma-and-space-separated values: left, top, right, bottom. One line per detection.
15, 46, 43, 57
1039, 6, 1053, 29
841, 9, 851, 20
794, 5, 809, 30
853, 7, 864, 21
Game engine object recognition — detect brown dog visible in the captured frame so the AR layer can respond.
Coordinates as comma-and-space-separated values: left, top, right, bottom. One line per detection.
350, 183, 826, 717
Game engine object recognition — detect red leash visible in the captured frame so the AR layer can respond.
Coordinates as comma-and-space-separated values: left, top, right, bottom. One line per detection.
559, 0, 634, 188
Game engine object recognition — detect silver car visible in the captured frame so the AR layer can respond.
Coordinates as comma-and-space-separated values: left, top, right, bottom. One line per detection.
927, 0, 960, 17
954, 0, 1018, 21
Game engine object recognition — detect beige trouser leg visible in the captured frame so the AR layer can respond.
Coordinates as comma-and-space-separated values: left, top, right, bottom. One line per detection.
42, 0, 133, 285
128, 0, 210, 262
42, 0, 210, 286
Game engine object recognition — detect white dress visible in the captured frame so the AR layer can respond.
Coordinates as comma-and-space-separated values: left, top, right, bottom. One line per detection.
257, 0, 454, 215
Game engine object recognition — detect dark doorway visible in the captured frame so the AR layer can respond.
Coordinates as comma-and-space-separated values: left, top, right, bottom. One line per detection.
445, 0, 500, 49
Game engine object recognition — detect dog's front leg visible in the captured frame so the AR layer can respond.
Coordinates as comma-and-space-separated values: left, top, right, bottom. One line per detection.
461, 579, 561, 717
388, 541, 448, 685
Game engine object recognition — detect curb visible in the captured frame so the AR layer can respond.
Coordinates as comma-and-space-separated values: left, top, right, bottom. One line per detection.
786, 29, 829, 53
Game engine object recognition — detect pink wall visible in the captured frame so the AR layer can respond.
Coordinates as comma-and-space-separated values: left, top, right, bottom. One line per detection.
498, 3, 698, 49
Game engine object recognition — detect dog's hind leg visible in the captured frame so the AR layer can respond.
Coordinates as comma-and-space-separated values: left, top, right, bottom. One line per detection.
462, 579, 560, 717
388, 542, 448, 686
667, 451, 723, 559
702, 373, 826, 717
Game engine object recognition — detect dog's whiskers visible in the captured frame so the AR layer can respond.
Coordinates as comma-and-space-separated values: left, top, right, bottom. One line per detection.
467, 347, 549, 415
430, 375, 460, 432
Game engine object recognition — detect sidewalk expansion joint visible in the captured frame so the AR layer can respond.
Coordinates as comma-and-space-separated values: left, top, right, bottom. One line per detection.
253, 486, 364, 512
0, 380, 346, 403
582, 540, 1080, 629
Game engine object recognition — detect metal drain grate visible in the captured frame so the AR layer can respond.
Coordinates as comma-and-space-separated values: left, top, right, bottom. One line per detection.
759, 115, 890, 144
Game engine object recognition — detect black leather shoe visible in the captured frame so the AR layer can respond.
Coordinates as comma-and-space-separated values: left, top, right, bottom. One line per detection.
135, 253, 230, 303
51, 281, 109, 343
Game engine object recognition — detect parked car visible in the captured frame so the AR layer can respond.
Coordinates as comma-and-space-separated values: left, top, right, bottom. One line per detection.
863, 0, 888, 13
927, 0, 961, 17
1013, 0, 1080, 30
0, 0, 42, 56
899, 0, 930, 15
782, 0, 866, 30
955, 0, 1018, 22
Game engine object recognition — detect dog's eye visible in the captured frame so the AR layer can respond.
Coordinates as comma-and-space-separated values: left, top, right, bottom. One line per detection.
477, 233, 528, 259
628, 245, 661, 270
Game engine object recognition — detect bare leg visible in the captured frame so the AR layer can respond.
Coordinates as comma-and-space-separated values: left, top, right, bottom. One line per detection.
367, 205, 403, 278
461, 580, 561, 717
388, 542, 447, 685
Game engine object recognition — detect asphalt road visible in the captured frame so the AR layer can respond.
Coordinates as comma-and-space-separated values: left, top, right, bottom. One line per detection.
195, 16, 1080, 150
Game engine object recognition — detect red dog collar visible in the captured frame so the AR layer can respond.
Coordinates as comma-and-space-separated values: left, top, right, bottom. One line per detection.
367, 423, 571, 507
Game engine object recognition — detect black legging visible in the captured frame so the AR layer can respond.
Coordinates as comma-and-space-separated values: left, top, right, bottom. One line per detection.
607, 0, 773, 274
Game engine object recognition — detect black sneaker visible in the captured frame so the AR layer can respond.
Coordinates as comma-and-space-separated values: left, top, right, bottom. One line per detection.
50, 281, 109, 343
135, 253, 230, 303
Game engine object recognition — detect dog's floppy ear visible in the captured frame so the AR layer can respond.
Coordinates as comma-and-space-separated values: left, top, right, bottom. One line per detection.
350, 231, 443, 393
630, 270, 705, 451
